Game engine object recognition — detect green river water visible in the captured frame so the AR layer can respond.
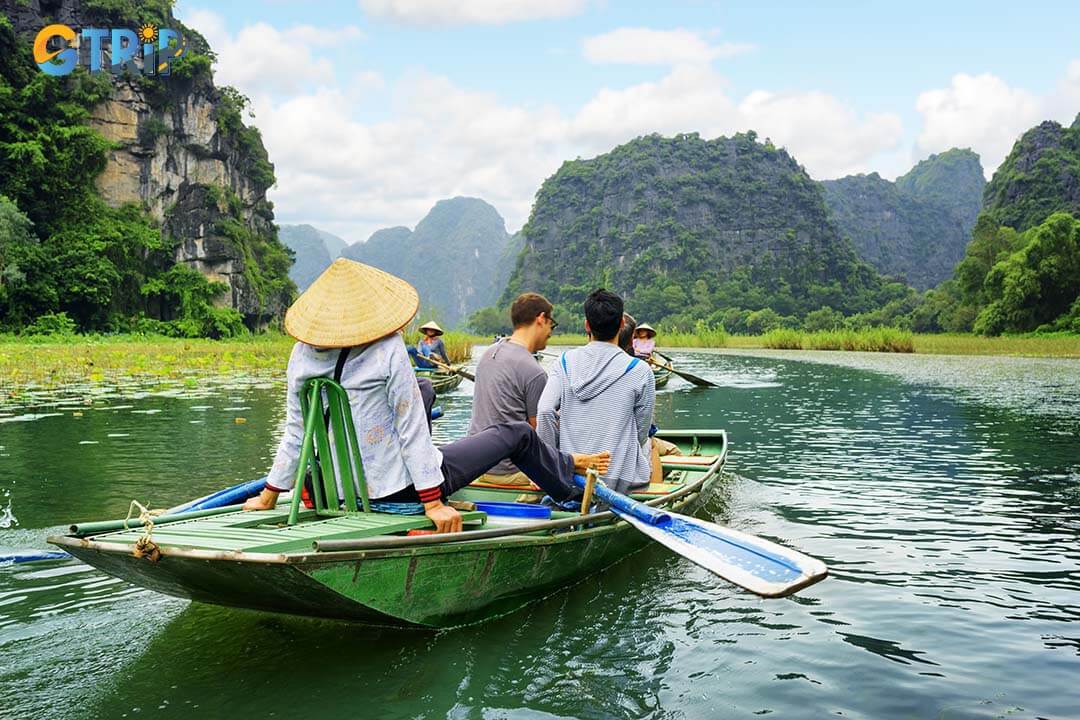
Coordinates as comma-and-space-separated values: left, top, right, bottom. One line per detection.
1, 348, 1078, 719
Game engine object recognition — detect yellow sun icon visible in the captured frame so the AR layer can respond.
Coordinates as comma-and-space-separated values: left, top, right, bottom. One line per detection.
137, 23, 159, 45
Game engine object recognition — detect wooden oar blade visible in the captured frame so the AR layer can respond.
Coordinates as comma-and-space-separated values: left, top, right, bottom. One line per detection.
619, 512, 828, 598
673, 369, 717, 388
646, 357, 717, 387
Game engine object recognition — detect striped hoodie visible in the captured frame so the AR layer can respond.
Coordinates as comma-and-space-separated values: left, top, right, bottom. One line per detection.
536, 341, 655, 493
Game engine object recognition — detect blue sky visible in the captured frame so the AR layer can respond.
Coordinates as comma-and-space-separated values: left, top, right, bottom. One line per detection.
171, 0, 1080, 243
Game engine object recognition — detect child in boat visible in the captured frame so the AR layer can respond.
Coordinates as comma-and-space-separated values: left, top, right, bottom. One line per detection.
632, 323, 656, 359
243, 259, 609, 533
408, 321, 448, 369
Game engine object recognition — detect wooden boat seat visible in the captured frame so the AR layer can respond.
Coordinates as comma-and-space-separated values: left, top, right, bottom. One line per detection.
92, 508, 487, 554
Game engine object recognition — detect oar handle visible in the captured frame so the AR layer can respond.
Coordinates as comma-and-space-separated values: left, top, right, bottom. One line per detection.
572, 475, 670, 526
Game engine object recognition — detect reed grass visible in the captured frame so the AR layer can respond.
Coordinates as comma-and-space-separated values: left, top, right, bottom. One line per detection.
911, 332, 1080, 357
757, 327, 915, 352
2, 328, 1076, 388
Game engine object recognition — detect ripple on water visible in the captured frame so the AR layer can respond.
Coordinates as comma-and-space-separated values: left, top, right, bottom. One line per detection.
2, 353, 1080, 719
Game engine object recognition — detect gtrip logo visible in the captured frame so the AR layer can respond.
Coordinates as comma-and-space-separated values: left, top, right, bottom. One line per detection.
33, 23, 187, 76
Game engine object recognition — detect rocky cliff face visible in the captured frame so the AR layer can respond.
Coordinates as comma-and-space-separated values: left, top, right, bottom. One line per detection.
821, 151, 985, 290
821, 173, 967, 290
982, 117, 1080, 232
279, 224, 348, 290
3, 0, 291, 322
342, 198, 517, 326
895, 148, 985, 231
504, 132, 894, 323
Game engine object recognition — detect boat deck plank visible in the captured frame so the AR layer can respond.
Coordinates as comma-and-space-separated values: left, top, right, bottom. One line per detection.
88, 510, 488, 554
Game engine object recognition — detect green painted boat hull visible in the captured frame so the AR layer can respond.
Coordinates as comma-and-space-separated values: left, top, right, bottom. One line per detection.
653, 367, 672, 388
51, 430, 726, 627
416, 370, 463, 393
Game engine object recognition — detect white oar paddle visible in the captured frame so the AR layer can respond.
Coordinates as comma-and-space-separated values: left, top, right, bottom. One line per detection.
573, 475, 828, 598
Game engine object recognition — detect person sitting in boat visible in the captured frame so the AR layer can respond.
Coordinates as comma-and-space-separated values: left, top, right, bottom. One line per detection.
631, 323, 656, 360
617, 313, 679, 482
242, 259, 609, 533
537, 289, 655, 495
468, 292, 556, 490
407, 321, 448, 369
618, 312, 637, 354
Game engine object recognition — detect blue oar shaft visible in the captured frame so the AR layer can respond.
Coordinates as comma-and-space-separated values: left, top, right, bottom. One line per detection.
572, 475, 670, 525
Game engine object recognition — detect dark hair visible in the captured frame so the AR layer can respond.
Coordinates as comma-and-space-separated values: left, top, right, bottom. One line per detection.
618, 312, 637, 354
583, 288, 623, 341
510, 292, 554, 328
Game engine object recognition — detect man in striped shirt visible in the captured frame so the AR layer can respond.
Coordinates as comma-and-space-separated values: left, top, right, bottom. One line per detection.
537, 289, 656, 495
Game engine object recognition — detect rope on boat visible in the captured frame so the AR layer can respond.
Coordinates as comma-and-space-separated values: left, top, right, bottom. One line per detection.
124, 500, 164, 562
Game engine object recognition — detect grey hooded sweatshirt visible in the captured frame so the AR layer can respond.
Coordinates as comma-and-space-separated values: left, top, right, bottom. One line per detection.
536, 341, 655, 493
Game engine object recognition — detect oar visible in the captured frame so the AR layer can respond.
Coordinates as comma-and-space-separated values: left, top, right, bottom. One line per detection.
645, 356, 716, 388
427, 356, 475, 382
539, 349, 717, 388
572, 475, 827, 598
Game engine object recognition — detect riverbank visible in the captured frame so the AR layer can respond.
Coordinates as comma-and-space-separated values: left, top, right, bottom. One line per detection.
2, 330, 1077, 387
0, 331, 477, 388
726, 331, 1080, 357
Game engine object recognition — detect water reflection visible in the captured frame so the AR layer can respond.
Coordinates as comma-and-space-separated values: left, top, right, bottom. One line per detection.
1, 350, 1079, 719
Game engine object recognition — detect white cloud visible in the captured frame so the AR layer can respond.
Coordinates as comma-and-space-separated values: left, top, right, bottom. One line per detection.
175, 13, 907, 241
739, 91, 905, 178
358, 0, 588, 26
176, 9, 362, 97
915, 63, 1080, 175
583, 27, 754, 66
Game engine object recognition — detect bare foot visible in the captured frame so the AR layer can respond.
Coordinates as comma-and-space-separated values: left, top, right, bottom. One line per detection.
572, 451, 610, 475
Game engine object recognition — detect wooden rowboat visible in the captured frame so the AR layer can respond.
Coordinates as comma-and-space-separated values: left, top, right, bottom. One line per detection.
652, 350, 674, 388
48, 429, 727, 627
414, 368, 463, 393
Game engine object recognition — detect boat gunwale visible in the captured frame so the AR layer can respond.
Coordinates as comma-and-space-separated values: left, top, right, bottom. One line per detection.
48, 429, 727, 565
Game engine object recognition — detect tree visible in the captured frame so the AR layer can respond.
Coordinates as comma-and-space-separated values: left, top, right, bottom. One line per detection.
973, 213, 1080, 335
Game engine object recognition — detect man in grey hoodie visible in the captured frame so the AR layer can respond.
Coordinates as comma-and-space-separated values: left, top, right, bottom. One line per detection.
537, 289, 656, 494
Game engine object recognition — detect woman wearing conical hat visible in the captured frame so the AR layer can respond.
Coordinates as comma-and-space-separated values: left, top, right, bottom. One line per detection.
243, 259, 609, 533
632, 323, 656, 360
409, 320, 448, 369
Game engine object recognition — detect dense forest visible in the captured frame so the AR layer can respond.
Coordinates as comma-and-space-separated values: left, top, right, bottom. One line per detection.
0, 0, 293, 337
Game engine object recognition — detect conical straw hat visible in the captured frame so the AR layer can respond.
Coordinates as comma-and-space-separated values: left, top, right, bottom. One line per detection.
285, 258, 419, 348
418, 321, 444, 335
636, 323, 656, 337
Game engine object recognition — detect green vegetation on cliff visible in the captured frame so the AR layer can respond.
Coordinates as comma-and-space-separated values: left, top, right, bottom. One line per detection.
498, 132, 910, 333
895, 148, 986, 230
0, 4, 292, 337
982, 118, 1080, 233
820, 149, 985, 290
913, 119, 1080, 335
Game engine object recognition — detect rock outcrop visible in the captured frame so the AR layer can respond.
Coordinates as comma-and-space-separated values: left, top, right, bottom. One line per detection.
279, 224, 349, 291
821, 150, 985, 290
982, 118, 1080, 232
503, 132, 894, 322
2, 0, 292, 323
343, 198, 517, 326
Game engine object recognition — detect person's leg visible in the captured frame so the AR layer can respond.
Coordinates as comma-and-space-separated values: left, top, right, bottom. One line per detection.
439, 422, 580, 501
416, 376, 435, 434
